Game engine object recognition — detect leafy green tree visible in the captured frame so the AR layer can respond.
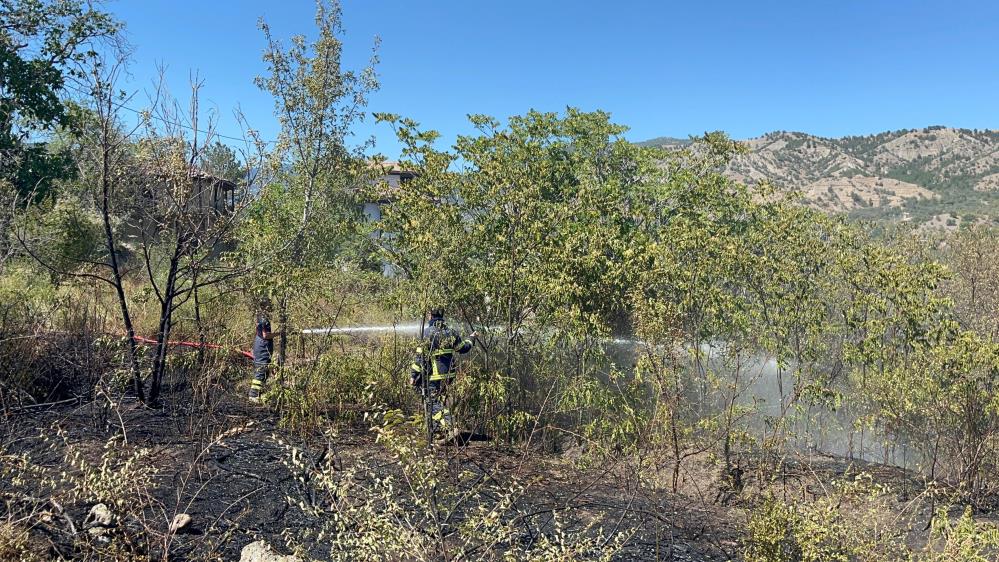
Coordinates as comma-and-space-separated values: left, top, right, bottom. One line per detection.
0, 0, 118, 271
201, 141, 243, 184
378, 108, 657, 443
0, 0, 118, 202
940, 226, 999, 342
18, 193, 103, 281
245, 0, 379, 366
628, 133, 840, 486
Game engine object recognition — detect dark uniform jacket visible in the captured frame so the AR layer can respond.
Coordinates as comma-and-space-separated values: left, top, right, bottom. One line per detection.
411, 319, 474, 384
253, 316, 273, 364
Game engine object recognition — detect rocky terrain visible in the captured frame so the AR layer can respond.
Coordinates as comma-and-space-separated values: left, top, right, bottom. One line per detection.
642, 127, 999, 226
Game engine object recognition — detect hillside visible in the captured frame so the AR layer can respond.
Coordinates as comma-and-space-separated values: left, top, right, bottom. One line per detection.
643, 127, 999, 226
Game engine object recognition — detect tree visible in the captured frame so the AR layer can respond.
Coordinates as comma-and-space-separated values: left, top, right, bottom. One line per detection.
378, 108, 653, 444
627, 134, 835, 487
14, 44, 149, 400
247, 0, 379, 367
0, 0, 117, 270
132, 76, 257, 405
942, 226, 999, 342
0, 0, 118, 202
202, 141, 244, 184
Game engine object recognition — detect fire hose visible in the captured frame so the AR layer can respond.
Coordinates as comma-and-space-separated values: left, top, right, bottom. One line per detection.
130, 335, 254, 360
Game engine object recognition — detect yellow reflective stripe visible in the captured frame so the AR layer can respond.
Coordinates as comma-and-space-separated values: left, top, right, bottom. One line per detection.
410, 363, 422, 372
251, 380, 264, 389
432, 349, 454, 357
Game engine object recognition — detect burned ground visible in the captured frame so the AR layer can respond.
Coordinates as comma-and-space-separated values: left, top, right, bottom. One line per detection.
1, 376, 962, 561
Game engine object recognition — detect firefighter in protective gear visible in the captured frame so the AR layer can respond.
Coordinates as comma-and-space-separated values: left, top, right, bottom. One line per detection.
249, 300, 277, 403
410, 309, 477, 438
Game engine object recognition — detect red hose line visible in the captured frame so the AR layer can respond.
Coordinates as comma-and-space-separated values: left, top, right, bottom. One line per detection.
131, 335, 254, 360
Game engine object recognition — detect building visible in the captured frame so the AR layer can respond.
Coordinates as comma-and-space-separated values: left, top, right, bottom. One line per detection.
365, 161, 417, 276
363, 161, 416, 223
128, 166, 241, 242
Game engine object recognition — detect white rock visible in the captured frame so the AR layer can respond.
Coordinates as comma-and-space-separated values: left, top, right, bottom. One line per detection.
169, 513, 192, 533
87, 526, 110, 542
84, 503, 113, 528
240, 540, 302, 562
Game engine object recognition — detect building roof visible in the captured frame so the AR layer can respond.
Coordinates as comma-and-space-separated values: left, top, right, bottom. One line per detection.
188, 169, 238, 190
368, 160, 417, 179
368, 160, 418, 203
141, 165, 239, 190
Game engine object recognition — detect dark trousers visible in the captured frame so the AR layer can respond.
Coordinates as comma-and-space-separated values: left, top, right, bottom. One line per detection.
251, 361, 269, 393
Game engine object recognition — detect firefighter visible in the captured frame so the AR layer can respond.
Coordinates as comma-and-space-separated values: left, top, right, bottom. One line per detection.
410, 309, 477, 439
249, 302, 281, 403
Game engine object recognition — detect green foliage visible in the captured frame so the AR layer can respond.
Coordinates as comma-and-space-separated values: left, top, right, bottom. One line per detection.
21, 195, 104, 279
268, 340, 409, 434
4, 142, 76, 204
241, 0, 380, 375
201, 141, 243, 183
860, 329, 999, 495
939, 226, 999, 340
381, 108, 643, 324
630, 134, 856, 478
745, 475, 908, 562
378, 108, 662, 445
275, 411, 631, 561
827, 227, 999, 495
924, 506, 999, 562
0, 0, 118, 201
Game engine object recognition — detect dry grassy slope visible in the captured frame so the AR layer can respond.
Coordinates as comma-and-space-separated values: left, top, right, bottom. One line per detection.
977, 172, 999, 192
649, 127, 999, 222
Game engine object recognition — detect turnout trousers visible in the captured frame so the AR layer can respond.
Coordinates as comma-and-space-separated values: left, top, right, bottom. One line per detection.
426, 378, 453, 435
250, 361, 270, 399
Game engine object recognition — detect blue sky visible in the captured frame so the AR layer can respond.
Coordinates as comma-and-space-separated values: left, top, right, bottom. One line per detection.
108, 0, 999, 158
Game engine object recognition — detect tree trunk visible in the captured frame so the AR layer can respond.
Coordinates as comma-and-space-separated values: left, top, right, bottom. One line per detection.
192, 263, 206, 366
99, 130, 144, 403
277, 294, 288, 368
148, 241, 183, 405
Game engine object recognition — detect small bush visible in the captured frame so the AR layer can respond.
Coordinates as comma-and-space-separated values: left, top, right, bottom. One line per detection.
0, 520, 40, 562
744, 474, 908, 562
923, 506, 999, 562
274, 410, 632, 560
268, 342, 410, 434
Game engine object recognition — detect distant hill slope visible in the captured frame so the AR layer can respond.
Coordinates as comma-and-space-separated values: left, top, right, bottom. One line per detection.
641, 127, 999, 227
635, 136, 692, 148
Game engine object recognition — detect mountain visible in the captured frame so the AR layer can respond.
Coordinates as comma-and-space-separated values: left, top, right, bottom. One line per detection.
634, 136, 692, 148
642, 127, 999, 227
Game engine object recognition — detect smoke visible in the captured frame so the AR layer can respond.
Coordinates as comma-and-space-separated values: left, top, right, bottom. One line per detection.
300, 322, 917, 468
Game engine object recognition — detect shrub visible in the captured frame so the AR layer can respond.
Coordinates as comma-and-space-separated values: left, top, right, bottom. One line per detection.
267, 340, 410, 435
923, 506, 999, 562
744, 474, 908, 562
0, 520, 39, 562
275, 410, 632, 560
